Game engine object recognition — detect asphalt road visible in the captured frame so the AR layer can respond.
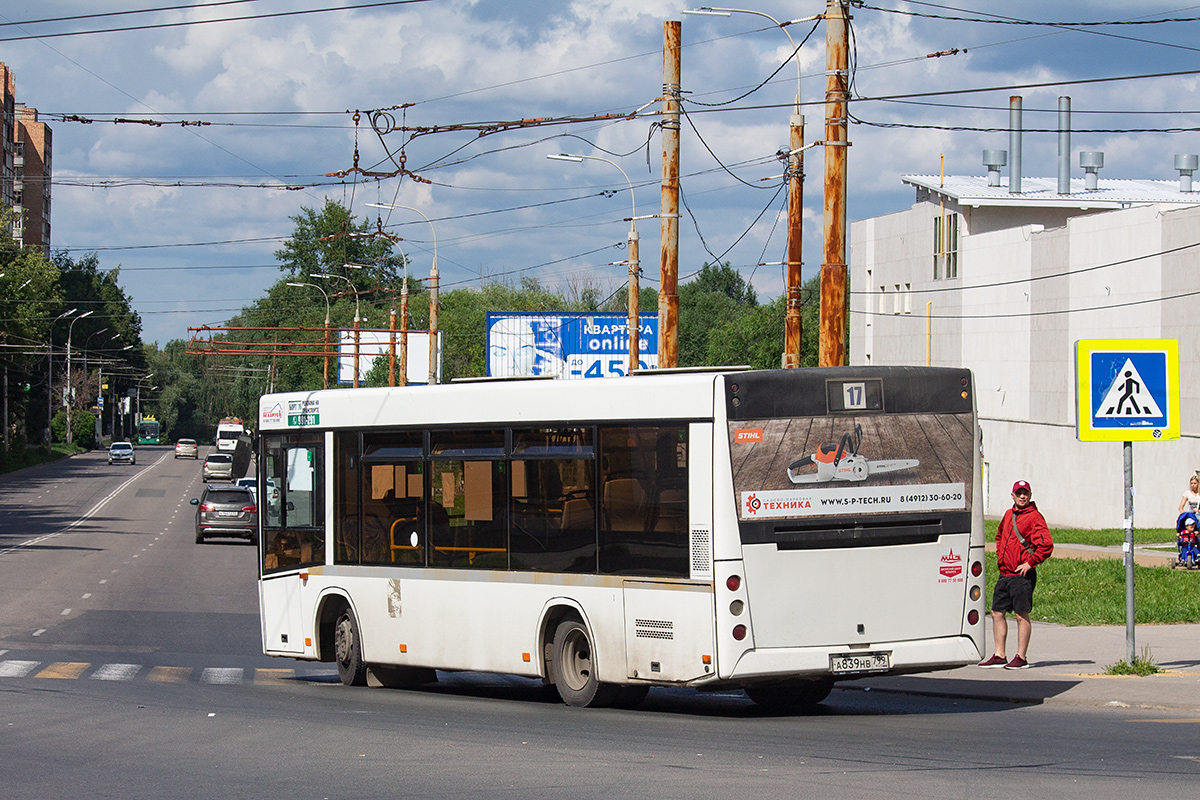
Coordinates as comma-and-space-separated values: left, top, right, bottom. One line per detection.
1, 449, 1196, 799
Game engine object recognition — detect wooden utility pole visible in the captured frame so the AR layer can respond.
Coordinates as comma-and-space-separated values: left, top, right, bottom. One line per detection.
820, 0, 850, 367
428, 263, 439, 384
658, 20, 681, 368
628, 225, 640, 375
399, 279, 409, 387
783, 103, 805, 368
388, 306, 397, 386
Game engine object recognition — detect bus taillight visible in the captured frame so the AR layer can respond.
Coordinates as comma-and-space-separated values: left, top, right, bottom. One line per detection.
967, 610, 979, 626
726, 574, 741, 591
732, 624, 747, 641
969, 585, 982, 601
971, 561, 983, 577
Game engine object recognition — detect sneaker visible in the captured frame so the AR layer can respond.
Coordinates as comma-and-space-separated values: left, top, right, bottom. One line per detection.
977, 654, 1007, 668
1004, 655, 1030, 670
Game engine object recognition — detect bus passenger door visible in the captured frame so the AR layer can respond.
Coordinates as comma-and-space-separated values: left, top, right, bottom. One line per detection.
260, 575, 305, 654
622, 581, 715, 683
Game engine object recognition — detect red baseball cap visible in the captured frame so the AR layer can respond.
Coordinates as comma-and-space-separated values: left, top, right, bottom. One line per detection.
1012, 480, 1031, 494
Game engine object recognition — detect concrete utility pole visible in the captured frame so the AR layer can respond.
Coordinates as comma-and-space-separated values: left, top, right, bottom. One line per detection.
658, 20, 681, 369
399, 278, 409, 387
820, 0, 850, 367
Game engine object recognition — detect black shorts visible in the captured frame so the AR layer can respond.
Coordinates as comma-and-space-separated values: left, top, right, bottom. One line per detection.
991, 572, 1037, 615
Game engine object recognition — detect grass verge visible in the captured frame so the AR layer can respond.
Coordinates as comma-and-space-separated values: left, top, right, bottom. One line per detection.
984, 519, 1176, 547
985, 552, 1200, 625
0, 444, 81, 476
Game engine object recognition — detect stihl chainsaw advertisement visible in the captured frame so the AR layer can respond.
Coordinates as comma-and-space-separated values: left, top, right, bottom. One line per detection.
731, 414, 973, 519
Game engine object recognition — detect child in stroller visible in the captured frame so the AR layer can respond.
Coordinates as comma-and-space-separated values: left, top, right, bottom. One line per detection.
1175, 512, 1200, 569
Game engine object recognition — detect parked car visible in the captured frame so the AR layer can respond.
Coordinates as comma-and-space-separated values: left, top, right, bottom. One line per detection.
191, 485, 258, 544
202, 452, 234, 482
174, 438, 199, 459
108, 442, 136, 465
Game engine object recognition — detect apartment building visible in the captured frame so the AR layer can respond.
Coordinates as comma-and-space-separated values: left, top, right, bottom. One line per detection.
0, 62, 52, 253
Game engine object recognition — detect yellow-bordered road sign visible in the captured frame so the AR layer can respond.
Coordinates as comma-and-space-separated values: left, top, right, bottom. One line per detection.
1076, 339, 1179, 442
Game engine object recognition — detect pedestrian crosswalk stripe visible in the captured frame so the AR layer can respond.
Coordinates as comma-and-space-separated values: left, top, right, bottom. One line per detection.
201, 667, 244, 685
0, 660, 38, 678
254, 668, 295, 684
36, 662, 89, 679
0, 659, 322, 684
92, 663, 142, 681
148, 665, 192, 683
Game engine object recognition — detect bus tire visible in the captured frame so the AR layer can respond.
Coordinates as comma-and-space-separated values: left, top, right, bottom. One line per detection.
745, 677, 834, 710
334, 607, 369, 687
551, 619, 617, 708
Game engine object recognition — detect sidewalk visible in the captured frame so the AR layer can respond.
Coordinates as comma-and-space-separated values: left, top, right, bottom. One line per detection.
987, 540, 1179, 567
845, 622, 1200, 711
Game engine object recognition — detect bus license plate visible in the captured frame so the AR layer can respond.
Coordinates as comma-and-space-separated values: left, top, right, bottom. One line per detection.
831, 652, 891, 675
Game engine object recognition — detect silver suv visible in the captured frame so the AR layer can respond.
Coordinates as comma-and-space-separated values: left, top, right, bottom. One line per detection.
191, 485, 258, 544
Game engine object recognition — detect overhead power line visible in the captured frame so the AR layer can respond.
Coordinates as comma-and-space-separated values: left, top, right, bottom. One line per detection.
0, 0, 436, 43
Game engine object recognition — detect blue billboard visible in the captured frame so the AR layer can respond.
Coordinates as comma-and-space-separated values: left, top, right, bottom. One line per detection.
486, 311, 658, 379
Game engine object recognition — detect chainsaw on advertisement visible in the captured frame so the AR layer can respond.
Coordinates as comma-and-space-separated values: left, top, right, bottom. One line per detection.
787, 424, 920, 484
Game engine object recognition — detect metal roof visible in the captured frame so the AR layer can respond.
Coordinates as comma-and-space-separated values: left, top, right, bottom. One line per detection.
902, 175, 1200, 209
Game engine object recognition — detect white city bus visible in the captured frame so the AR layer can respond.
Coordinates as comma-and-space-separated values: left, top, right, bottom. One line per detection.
256, 367, 985, 708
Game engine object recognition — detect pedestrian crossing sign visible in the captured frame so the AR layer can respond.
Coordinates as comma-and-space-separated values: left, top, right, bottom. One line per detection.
1076, 339, 1179, 442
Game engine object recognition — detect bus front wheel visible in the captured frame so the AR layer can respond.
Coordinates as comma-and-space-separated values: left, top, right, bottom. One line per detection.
551, 619, 617, 708
334, 607, 368, 687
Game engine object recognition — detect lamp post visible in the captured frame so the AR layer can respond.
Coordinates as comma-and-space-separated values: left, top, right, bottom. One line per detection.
366, 202, 440, 384
548, 153, 642, 375
287, 281, 331, 389
313, 269, 361, 387
684, 6, 814, 368
47, 308, 79, 452
64, 310, 95, 446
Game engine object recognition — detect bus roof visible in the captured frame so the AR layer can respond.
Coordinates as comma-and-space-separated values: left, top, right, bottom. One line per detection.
258, 371, 733, 431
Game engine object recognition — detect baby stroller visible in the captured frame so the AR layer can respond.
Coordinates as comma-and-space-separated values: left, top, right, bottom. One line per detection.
1175, 512, 1200, 569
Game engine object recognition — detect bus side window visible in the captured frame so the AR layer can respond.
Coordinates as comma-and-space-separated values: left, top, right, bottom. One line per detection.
262, 436, 324, 572
598, 425, 688, 577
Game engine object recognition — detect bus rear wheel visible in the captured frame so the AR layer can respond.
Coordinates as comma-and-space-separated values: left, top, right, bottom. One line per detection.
745, 677, 834, 710
334, 607, 368, 686
551, 619, 617, 708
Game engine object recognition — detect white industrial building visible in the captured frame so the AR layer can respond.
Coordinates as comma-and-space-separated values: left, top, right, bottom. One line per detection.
849, 156, 1200, 529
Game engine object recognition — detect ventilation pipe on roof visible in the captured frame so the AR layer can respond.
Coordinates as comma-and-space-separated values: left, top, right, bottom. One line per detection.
1009, 96, 1022, 193
1057, 97, 1071, 195
983, 150, 1007, 187
1080, 151, 1104, 190
1175, 154, 1198, 192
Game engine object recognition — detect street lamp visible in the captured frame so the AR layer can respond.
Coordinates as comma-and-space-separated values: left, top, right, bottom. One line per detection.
313, 270, 361, 387
366, 202, 440, 385
47, 308, 79, 452
287, 281, 332, 389
64, 310, 95, 446
683, 6, 815, 368
547, 153, 642, 375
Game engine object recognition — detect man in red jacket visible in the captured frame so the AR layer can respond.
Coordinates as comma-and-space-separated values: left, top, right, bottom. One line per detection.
978, 480, 1054, 670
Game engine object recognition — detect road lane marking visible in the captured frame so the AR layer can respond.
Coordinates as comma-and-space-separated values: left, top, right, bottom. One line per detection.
0, 451, 172, 556
148, 666, 191, 683
31, 629, 45, 637
61, 608, 71, 616
82, 593, 91, 599
0, 660, 39, 677
35, 662, 89, 679
201, 667, 244, 685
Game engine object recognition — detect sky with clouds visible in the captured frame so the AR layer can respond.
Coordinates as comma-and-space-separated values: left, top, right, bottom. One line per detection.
4, 0, 1199, 345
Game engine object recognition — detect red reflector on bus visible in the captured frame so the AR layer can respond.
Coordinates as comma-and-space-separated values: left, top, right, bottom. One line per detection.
732, 624, 747, 641
971, 561, 983, 577
726, 575, 741, 592
967, 610, 979, 626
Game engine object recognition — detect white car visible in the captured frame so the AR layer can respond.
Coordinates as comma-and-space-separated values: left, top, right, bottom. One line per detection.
108, 442, 135, 465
